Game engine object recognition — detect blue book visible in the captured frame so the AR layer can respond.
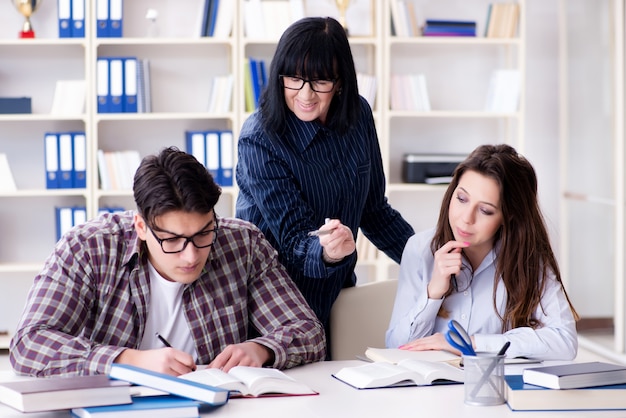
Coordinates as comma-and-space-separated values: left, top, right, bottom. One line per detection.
71, 395, 201, 417
96, 58, 110, 113
505, 374, 626, 411
123, 57, 138, 113
109, 364, 229, 406
58, 132, 74, 189
71, 0, 85, 38
95, 0, 109, 37
44, 132, 59, 189
185, 130, 207, 166
248, 58, 261, 109
109, 0, 123, 37
206, 0, 220, 36
108, 57, 124, 113
219, 130, 234, 187
72, 131, 87, 188
57, 0, 72, 38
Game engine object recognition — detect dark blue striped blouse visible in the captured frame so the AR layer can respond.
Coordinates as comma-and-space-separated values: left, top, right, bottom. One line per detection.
236, 96, 414, 328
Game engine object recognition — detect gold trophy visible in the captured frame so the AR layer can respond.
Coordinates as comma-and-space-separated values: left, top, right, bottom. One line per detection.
335, 0, 351, 34
12, 0, 43, 38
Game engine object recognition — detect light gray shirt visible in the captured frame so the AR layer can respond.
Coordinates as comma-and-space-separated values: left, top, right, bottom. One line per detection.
386, 228, 578, 360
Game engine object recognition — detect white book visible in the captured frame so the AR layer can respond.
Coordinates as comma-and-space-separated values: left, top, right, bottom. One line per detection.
50, 80, 86, 116
333, 358, 464, 389
97, 149, 110, 190
213, 0, 235, 38
243, 0, 266, 38
485, 69, 521, 113
180, 366, 316, 398
0, 153, 17, 192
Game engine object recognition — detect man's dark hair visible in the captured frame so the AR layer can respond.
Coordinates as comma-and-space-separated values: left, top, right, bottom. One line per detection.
133, 146, 222, 227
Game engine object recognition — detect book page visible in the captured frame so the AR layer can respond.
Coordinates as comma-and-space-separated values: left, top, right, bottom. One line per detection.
365, 347, 459, 364
333, 362, 428, 389
180, 368, 248, 395
397, 359, 464, 384
228, 366, 316, 397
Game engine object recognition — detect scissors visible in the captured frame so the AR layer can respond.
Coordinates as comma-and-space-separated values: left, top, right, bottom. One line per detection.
445, 319, 476, 356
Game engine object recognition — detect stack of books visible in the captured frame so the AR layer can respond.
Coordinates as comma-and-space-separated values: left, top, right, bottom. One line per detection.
506, 361, 626, 411
422, 20, 476, 37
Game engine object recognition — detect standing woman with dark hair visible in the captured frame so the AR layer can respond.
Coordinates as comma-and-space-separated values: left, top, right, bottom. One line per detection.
386, 144, 579, 360
236, 17, 414, 336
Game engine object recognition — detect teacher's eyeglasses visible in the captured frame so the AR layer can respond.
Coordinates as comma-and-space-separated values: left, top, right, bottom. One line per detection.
280, 75, 337, 93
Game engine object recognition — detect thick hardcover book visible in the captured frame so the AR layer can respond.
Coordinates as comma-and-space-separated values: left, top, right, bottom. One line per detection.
506, 374, 626, 411
180, 365, 317, 398
0, 375, 131, 413
332, 359, 464, 389
71, 395, 200, 418
109, 364, 229, 406
522, 361, 626, 389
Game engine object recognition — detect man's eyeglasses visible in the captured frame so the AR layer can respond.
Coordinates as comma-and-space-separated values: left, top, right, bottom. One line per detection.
148, 218, 218, 254
279, 75, 337, 93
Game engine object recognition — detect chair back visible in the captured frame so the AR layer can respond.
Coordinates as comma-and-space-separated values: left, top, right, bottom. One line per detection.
329, 279, 398, 360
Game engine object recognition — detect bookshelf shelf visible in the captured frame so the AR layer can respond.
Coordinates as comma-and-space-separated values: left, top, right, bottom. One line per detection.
0, 0, 525, 332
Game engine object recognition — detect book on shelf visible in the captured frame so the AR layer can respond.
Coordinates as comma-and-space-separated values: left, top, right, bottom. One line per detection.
50, 80, 86, 116
505, 374, 626, 411
356, 73, 377, 110
0, 375, 131, 413
485, 2, 519, 38
179, 365, 317, 398
484, 69, 521, 113
109, 364, 229, 406
332, 358, 464, 389
390, 74, 430, 111
522, 361, 626, 390
97, 149, 141, 191
207, 74, 234, 114
0, 153, 17, 192
422, 20, 477, 37
71, 395, 202, 418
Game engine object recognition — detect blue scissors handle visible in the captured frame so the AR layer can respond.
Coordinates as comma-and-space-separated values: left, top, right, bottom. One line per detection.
445, 320, 476, 356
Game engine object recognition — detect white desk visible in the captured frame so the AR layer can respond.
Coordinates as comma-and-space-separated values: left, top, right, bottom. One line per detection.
1, 361, 625, 418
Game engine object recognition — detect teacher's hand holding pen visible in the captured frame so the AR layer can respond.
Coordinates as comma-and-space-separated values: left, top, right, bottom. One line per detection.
310, 219, 356, 264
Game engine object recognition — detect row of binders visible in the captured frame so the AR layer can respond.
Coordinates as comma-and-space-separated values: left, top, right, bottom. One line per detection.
56, 206, 124, 241
186, 130, 234, 187
96, 0, 123, 38
57, 0, 85, 38
45, 132, 86, 189
244, 58, 268, 112
97, 57, 151, 113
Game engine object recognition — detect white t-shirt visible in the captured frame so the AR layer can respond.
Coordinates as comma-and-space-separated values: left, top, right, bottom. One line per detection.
139, 262, 198, 361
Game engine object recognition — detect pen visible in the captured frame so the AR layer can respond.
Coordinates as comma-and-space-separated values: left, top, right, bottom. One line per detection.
450, 274, 458, 292
307, 229, 334, 237
155, 332, 172, 348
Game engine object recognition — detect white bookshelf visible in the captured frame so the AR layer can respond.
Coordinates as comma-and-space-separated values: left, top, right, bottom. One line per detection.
0, 0, 525, 342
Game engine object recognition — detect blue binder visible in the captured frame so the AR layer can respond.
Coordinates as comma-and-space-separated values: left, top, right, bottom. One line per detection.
108, 57, 124, 113
72, 132, 87, 188
44, 133, 59, 189
123, 57, 138, 113
205, 131, 220, 183
96, 0, 109, 37
57, 0, 72, 38
55, 206, 74, 241
185, 130, 207, 166
219, 130, 233, 187
96, 58, 109, 113
71, 0, 85, 38
58, 133, 74, 189
109, 0, 123, 37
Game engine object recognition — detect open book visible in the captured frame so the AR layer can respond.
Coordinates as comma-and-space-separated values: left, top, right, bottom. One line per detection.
333, 359, 464, 389
365, 347, 542, 367
179, 366, 317, 398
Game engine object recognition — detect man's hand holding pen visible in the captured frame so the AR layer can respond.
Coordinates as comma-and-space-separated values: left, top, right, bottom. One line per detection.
311, 218, 356, 264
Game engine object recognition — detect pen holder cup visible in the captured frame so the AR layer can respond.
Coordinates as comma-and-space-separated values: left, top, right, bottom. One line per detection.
463, 353, 506, 406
